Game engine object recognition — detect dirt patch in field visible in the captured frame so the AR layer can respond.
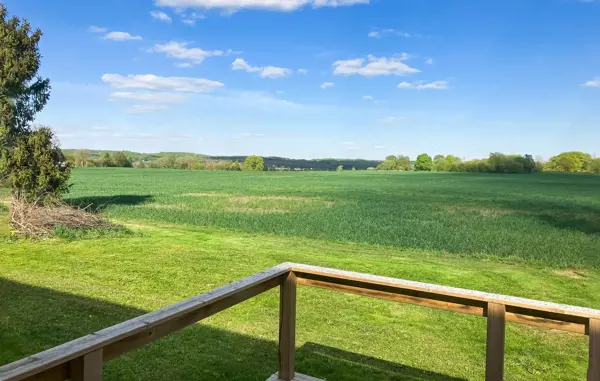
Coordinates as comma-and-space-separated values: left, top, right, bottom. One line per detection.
230, 195, 317, 203
182, 193, 229, 197
224, 207, 290, 214
140, 204, 187, 210
182, 193, 335, 206
445, 206, 533, 217
554, 269, 586, 279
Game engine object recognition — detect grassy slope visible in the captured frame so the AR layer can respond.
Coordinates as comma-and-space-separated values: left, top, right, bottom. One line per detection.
1, 224, 599, 380
66, 168, 600, 267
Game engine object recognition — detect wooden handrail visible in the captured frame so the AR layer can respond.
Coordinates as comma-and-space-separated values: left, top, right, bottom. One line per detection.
0, 264, 290, 381
1, 262, 599, 381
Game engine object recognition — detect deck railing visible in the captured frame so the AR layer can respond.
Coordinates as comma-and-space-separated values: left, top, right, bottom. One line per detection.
1, 263, 599, 381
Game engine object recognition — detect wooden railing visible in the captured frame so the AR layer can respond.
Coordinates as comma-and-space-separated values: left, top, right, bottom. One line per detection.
1, 263, 599, 381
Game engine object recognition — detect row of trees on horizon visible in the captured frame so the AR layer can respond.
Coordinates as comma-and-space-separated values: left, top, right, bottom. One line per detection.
64, 149, 600, 175
376, 151, 600, 174
66, 150, 267, 171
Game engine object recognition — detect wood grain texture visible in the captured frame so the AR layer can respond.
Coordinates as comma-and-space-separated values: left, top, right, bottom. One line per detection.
278, 271, 297, 381
291, 263, 600, 327
485, 303, 506, 381
589, 319, 600, 381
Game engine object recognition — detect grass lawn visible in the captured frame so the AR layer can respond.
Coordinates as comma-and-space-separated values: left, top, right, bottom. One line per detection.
1, 169, 600, 380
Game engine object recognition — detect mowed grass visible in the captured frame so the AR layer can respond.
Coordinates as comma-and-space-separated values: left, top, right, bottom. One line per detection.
1, 224, 599, 380
1, 169, 600, 380
65, 168, 600, 268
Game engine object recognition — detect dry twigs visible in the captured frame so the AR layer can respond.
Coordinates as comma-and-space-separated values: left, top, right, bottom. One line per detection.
10, 197, 112, 236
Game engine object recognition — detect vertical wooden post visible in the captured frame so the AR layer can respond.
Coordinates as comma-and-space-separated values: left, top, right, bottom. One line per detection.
278, 271, 297, 381
70, 348, 103, 381
589, 318, 600, 381
485, 303, 506, 381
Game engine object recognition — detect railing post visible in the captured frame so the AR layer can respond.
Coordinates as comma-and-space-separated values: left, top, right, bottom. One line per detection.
485, 303, 506, 381
278, 271, 297, 381
70, 348, 103, 381
589, 318, 600, 381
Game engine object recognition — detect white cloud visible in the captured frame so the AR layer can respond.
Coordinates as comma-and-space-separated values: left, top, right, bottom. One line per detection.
180, 12, 206, 24
151, 41, 230, 66
155, 0, 369, 12
374, 145, 385, 149
216, 90, 304, 109
275, 90, 285, 94
363, 95, 374, 101
89, 26, 107, 33
320, 82, 334, 89
298, 68, 308, 74
425, 58, 434, 65
124, 104, 169, 114
397, 80, 448, 90
333, 54, 419, 77
368, 29, 412, 39
103, 31, 142, 41
102, 74, 224, 93
110, 92, 187, 103
151, 11, 173, 23
232, 58, 292, 78
583, 78, 600, 87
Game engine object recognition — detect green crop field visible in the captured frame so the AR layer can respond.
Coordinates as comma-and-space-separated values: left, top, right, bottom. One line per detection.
2, 168, 600, 380
66, 168, 600, 267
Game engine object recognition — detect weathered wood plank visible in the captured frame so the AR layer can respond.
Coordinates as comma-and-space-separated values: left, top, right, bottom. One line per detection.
69, 349, 102, 381
278, 272, 297, 381
485, 303, 506, 381
103, 277, 280, 361
589, 318, 600, 381
297, 277, 585, 334
291, 263, 600, 327
0, 264, 290, 381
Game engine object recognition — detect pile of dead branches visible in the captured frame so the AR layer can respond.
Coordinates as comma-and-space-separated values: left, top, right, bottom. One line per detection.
10, 198, 113, 236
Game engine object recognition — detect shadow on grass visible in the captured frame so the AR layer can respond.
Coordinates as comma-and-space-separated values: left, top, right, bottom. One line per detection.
65, 195, 153, 211
0, 278, 465, 381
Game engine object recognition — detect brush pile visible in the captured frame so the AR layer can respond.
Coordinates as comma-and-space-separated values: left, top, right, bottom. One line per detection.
10, 198, 112, 236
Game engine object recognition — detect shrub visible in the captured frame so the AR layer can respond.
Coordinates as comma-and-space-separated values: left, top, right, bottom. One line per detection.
0, 127, 71, 204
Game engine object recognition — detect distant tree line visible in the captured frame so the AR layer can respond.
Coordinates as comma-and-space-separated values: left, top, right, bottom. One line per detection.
376, 151, 600, 174
65, 150, 268, 171
209, 156, 380, 171
64, 149, 600, 175
64, 150, 380, 171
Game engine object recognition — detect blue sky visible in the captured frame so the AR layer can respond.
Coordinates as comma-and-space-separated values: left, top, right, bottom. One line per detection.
4, 0, 600, 159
